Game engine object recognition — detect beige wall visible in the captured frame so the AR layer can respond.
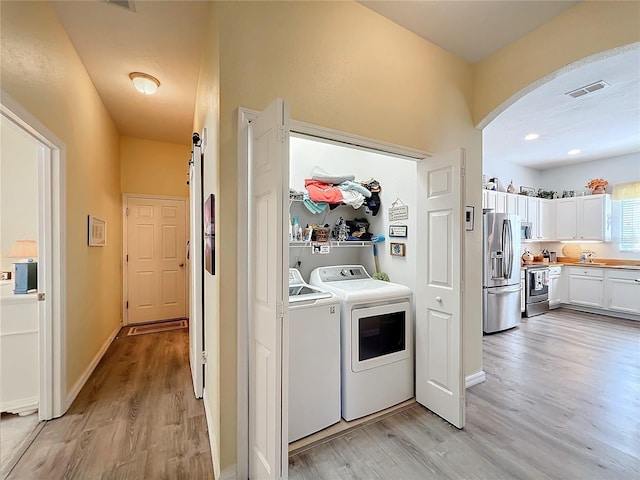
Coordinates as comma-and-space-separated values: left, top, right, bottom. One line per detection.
192, 2, 221, 477
120, 136, 190, 198
0, 121, 39, 272
1, 1, 122, 392
205, 0, 483, 471
474, 1, 640, 126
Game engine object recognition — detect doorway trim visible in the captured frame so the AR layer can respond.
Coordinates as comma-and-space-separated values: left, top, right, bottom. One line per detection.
121, 193, 189, 326
1, 90, 67, 420
236, 106, 431, 477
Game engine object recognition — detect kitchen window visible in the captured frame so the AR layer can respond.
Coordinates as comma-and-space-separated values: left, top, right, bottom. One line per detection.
619, 198, 640, 251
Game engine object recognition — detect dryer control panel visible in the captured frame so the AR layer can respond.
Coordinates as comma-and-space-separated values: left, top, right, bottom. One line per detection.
313, 265, 370, 282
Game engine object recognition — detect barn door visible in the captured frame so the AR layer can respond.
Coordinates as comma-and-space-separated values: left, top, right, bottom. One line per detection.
188, 143, 204, 398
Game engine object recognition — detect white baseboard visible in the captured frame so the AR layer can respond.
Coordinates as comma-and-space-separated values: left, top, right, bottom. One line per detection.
465, 371, 486, 388
203, 388, 221, 480
1, 396, 38, 415
66, 323, 121, 409
219, 464, 237, 480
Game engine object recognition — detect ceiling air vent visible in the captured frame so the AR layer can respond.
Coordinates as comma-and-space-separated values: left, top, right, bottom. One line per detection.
565, 81, 609, 99
104, 0, 136, 12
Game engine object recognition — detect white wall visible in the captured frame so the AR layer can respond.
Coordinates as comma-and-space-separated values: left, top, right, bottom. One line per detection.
538, 152, 640, 195
482, 143, 541, 192
0, 119, 39, 272
290, 135, 418, 291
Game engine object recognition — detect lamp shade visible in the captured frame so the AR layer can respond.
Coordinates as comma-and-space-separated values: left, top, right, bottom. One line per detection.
6, 240, 38, 259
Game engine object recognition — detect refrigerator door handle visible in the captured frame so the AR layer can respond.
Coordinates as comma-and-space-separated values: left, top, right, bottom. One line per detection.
501, 219, 510, 280
487, 284, 521, 295
506, 219, 513, 279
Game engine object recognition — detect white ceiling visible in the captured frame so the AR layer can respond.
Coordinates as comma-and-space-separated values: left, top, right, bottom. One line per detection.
484, 46, 640, 169
51, 1, 639, 168
52, 0, 209, 145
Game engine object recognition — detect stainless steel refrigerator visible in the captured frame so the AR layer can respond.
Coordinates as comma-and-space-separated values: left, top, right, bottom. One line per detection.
483, 212, 522, 333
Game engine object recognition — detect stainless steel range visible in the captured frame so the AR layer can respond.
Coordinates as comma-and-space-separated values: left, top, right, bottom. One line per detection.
525, 266, 549, 317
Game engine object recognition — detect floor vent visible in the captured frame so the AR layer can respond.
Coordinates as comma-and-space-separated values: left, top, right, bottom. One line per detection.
127, 319, 187, 336
565, 80, 609, 99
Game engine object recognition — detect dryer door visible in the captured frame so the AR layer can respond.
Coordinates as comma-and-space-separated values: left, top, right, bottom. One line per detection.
351, 301, 411, 373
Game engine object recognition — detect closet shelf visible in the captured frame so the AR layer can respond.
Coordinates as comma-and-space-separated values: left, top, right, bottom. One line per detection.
289, 240, 372, 248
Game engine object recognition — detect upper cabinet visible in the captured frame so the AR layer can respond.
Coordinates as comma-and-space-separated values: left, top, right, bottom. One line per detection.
578, 194, 611, 241
482, 192, 611, 242
556, 195, 611, 241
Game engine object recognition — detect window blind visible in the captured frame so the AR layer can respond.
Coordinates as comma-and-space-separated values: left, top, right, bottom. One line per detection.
620, 198, 640, 251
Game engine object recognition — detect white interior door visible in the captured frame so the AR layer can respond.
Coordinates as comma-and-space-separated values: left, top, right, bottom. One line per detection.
126, 197, 187, 325
249, 98, 289, 479
188, 144, 204, 398
415, 148, 465, 428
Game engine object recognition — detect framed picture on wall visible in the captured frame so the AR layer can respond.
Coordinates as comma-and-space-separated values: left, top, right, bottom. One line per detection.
390, 242, 406, 257
88, 216, 106, 246
204, 194, 215, 275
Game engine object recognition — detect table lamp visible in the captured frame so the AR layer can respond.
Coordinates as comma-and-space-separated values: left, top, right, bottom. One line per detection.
6, 240, 38, 294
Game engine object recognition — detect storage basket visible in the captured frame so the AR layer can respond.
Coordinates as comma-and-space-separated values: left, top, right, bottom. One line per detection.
314, 227, 331, 242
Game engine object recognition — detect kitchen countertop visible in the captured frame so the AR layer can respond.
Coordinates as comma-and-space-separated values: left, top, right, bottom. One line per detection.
520, 262, 640, 271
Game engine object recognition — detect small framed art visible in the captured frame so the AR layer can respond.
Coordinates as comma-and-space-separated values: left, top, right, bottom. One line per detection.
390, 242, 406, 257
88, 216, 106, 246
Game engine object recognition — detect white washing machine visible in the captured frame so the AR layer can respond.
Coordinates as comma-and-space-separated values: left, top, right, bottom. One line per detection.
288, 269, 341, 442
309, 265, 413, 421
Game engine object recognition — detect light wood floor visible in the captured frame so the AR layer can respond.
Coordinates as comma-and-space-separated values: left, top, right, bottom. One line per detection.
6, 326, 214, 480
289, 309, 640, 479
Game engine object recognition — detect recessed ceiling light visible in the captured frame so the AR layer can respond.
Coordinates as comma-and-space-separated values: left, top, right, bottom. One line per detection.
129, 72, 160, 95
524, 133, 539, 141
568, 149, 581, 155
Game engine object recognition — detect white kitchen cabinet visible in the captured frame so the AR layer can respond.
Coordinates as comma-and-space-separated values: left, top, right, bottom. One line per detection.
555, 198, 578, 240
554, 195, 611, 242
605, 269, 640, 315
516, 195, 527, 221
548, 266, 565, 309
538, 199, 556, 241
483, 190, 497, 211
505, 193, 518, 215
526, 197, 539, 239
482, 190, 509, 213
578, 194, 611, 241
568, 267, 604, 308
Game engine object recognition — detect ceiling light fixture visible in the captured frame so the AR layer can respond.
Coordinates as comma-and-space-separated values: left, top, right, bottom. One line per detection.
568, 149, 581, 155
524, 133, 540, 141
129, 72, 160, 95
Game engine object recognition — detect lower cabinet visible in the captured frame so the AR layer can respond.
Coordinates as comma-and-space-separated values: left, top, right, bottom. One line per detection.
548, 266, 564, 309
568, 267, 604, 308
605, 269, 640, 315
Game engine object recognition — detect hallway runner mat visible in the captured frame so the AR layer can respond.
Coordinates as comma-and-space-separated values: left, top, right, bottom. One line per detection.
127, 319, 188, 336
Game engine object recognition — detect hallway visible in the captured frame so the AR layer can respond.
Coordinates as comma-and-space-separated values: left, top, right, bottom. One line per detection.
5, 326, 214, 479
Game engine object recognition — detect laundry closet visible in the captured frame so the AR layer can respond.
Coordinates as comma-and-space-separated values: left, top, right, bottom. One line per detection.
288, 134, 418, 288
287, 133, 419, 448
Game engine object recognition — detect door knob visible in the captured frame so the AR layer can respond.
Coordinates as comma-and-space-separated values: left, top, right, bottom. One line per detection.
179, 263, 185, 267
436, 296, 442, 303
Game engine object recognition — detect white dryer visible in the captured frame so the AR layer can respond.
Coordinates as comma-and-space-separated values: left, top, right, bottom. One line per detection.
288, 269, 341, 442
309, 265, 413, 421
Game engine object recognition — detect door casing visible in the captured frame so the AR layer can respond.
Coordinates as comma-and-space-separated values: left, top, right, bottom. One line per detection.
121, 193, 189, 326
1, 90, 67, 420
